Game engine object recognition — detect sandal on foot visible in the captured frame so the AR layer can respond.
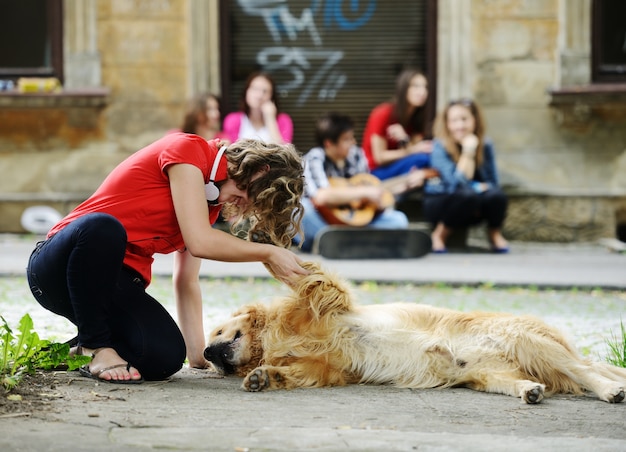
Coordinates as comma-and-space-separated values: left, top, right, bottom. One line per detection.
489, 241, 510, 254
79, 363, 144, 384
77, 347, 143, 384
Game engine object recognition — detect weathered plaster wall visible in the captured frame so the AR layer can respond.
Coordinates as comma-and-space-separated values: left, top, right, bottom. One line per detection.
438, 0, 625, 241
0, 0, 210, 232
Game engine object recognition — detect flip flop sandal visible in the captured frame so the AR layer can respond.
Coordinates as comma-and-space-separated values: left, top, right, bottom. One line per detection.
77, 346, 144, 384
79, 363, 144, 384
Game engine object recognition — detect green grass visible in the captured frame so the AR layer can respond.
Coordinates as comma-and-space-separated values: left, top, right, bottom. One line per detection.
604, 319, 626, 368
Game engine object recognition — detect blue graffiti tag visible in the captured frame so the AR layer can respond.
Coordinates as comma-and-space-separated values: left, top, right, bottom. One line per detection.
312, 0, 376, 30
237, 0, 377, 104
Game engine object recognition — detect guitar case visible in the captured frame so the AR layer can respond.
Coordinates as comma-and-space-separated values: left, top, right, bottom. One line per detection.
312, 226, 432, 259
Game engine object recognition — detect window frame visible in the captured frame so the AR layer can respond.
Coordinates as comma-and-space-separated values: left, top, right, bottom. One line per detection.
591, 0, 626, 83
0, 0, 64, 82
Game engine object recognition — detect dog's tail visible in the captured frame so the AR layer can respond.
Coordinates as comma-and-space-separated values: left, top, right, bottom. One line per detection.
291, 262, 354, 320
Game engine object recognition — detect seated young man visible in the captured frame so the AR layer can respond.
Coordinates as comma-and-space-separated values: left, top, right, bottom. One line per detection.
297, 112, 409, 252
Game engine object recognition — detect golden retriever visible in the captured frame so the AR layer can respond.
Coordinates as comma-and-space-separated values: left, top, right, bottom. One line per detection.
204, 262, 626, 403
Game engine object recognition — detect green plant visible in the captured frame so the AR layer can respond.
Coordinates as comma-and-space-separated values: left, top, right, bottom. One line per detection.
604, 319, 626, 368
1, 314, 90, 391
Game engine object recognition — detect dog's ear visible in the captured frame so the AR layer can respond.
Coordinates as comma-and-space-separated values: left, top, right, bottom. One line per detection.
249, 305, 267, 330
233, 303, 267, 330
293, 263, 353, 319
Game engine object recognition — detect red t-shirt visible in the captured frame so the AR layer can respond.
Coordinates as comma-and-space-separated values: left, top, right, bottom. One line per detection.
48, 133, 228, 285
361, 103, 400, 171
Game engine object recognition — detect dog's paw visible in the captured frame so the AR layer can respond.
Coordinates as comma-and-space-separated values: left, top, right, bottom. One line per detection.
600, 386, 625, 403
242, 368, 270, 392
521, 384, 545, 404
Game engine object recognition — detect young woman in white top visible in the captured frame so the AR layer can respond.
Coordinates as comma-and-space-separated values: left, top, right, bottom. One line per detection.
223, 72, 293, 144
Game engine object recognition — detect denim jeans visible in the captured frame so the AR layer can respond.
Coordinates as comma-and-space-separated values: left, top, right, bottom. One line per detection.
26, 212, 185, 380
371, 153, 431, 180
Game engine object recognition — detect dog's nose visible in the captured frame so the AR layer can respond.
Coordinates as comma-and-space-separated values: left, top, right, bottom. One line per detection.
204, 345, 223, 365
204, 344, 235, 375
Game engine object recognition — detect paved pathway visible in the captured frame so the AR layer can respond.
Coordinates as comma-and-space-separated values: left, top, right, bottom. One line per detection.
1, 233, 625, 451
3, 234, 625, 289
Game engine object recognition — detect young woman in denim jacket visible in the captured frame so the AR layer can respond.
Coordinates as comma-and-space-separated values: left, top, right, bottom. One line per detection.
423, 99, 509, 253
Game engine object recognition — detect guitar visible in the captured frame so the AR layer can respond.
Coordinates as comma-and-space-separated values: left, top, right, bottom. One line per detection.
315, 174, 396, 226
380, 168, 440, 195
315, 170, 440, 226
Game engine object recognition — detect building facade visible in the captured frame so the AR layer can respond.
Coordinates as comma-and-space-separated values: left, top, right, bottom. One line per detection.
0, 0, 624, 242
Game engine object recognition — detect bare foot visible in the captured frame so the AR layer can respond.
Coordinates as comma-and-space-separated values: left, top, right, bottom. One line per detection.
431, 232, 446, 252
488, 229, 509, 250
79, 346, 142, 382
431, 222, 452, 252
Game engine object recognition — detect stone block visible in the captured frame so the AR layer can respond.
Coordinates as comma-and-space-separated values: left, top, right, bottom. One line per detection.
544, 198, 594, 226
99, 0, 186, 19
476, 61, 552, 106
503, 195, 618, 242
475, 20, 530, 62
483, 108, 563, 148
45, 149, 128, 192
102, 66, 187, 104
474, 0, 557, 19
99, 21, 186, 66
0, 108, 104, 152
0, 199, 82, 233
105, 104, 173, 138
475, 18, 556, 63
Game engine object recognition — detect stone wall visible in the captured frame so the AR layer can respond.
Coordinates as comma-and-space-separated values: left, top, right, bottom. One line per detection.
504, 194, 620, 242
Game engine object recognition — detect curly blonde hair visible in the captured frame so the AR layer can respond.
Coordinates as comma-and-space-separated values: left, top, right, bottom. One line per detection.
219, 139, 304, 248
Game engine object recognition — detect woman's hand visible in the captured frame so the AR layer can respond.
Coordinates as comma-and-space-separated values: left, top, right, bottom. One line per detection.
264, 246, 309, 286
386, 124, 409, 143
261, 100, 278, 120
461, 134, 479, 156
188, 356, 212, 369
409, 139, 433, 154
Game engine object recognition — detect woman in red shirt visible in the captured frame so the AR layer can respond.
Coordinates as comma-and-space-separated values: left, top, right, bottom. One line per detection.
362, 68, 433, 193
26, 134, 306, 383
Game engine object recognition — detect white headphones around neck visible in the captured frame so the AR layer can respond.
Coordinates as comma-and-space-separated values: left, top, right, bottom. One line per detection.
205, 145, 227, 202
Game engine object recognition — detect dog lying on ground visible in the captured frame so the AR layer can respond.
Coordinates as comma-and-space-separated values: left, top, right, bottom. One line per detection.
204, 262, 626, 403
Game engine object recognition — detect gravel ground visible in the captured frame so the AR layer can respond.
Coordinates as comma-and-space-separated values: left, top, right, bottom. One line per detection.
2, 275, 625, 360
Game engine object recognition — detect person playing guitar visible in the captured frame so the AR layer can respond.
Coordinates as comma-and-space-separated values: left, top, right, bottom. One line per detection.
295, 112, 410, 252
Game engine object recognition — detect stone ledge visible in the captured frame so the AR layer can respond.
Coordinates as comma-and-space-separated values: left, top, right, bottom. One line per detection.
395, 189, 623, 243
0, 194, 88, 233
0, 192, 91, 202
504, 186, 626, 197
548, 83, 626, 105
0, 87, 110, 108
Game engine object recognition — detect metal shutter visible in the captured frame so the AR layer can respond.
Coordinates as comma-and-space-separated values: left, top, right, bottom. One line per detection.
221, 0, 433, 154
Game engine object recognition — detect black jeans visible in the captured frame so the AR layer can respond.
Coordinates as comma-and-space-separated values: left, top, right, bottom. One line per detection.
423, 187, 508, 229
26, 212, 185, 380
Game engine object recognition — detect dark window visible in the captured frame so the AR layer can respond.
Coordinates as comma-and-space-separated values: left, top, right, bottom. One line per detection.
592, 0, 626, 82
0, 0, 63, 82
